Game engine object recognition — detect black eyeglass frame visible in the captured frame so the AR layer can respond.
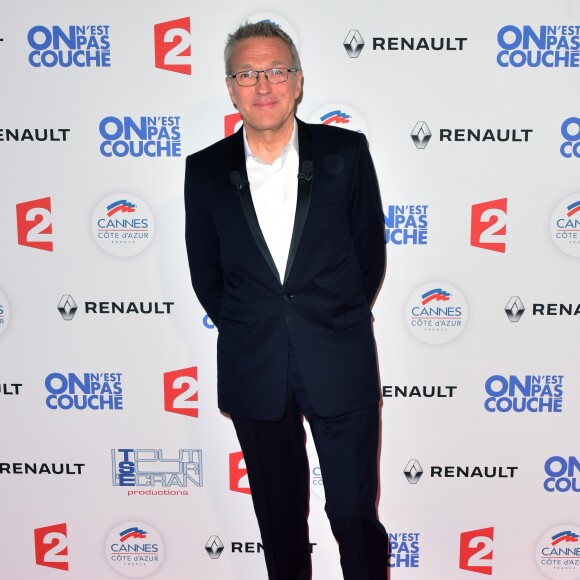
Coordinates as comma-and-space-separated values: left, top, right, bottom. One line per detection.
227, 67, 299, 86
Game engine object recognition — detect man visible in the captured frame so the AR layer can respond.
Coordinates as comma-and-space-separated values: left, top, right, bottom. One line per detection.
185, 21, 388, 580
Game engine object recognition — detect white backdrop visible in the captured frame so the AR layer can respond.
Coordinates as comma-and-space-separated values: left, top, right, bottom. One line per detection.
1, 1, 579, 578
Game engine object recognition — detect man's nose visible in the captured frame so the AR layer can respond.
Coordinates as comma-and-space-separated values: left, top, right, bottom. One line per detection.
255, 71, 272, 93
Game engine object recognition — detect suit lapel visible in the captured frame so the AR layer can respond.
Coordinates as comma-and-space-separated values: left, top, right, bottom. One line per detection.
230, 119, 313, 288
231, 129, 281, 285
283, 119, 313, 286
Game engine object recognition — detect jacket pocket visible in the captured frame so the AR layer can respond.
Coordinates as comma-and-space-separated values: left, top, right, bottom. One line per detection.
332, 304, 372, 331
218, 317, 248, 338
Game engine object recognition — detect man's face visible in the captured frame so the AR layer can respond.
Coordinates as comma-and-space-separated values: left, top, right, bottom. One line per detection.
226, 36, 302, 136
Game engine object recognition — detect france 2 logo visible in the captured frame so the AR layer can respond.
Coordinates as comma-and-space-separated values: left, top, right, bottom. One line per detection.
224, 113, 243, 137
154, 17, 191, 75
229, 451, 251, 495
164, 367, 198, 418
459, 527, 494, 575
34, 523, 69, 571
471, 198, 507, 253
16, 197, 53, 251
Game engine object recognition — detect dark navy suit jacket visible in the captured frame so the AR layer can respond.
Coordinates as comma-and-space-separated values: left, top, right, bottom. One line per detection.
185, 118, 385, 420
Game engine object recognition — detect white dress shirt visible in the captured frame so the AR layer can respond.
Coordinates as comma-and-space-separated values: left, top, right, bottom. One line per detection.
243, 121, 299, 282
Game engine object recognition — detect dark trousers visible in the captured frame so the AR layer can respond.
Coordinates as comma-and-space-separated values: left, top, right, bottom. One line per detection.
232, 344, 388, 580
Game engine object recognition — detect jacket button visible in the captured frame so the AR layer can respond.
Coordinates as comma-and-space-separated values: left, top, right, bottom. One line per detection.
283, 293, 293, 302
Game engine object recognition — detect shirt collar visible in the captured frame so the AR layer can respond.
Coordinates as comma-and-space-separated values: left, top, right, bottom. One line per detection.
243, 119, 298, 164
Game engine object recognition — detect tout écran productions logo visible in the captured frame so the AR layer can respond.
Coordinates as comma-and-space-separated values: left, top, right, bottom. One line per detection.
536, 525, 580, 580
99, 115, 181, 157
92, 194, 154, 257
384, 204, 428, 245
406, 283, 468, 344
484, 374, 563, 413
44, 372, 123, 411
105, 522, 164, 577
497, 25, 580, 67
111, 448, 203, 496
28, 24, 110, 67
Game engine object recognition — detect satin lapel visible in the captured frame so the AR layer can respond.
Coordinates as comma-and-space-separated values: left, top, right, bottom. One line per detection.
231, 129, 281, 285
283, 119, 313, 286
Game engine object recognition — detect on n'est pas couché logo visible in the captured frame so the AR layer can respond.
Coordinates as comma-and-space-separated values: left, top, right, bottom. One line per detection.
384, 204, 429, 245
561, 117, 580, 158
28, 24, 110, 67
99, 115, 181, 158
497, 25, 580, 68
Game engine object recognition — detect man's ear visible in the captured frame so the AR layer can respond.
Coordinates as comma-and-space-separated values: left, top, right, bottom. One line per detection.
226, 77, 237, 107
294, 71, 303, 100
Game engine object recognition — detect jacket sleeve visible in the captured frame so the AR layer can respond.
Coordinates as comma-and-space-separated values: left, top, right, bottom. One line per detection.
348, 134, 386, 306
184, 154, 223, 327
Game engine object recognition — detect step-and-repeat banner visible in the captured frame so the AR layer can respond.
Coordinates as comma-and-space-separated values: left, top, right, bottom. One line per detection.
1, 1, 579, 578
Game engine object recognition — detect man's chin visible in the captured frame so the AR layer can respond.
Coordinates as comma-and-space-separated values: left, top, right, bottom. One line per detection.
244, 116, 293, 135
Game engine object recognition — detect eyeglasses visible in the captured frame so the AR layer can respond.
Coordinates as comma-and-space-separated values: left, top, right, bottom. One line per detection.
228, 67, 298, 87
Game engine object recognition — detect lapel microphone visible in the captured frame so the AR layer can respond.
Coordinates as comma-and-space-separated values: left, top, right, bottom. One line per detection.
230, 171, 249, 190
297, 161, 313, 181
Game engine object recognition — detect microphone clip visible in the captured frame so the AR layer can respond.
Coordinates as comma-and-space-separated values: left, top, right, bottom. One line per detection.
297, 161, 313, 181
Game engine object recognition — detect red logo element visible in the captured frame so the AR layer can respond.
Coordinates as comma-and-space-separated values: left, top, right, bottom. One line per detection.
164, 367, 198, 418
224, 113, 243, 137
459, 527, 494, 575
471, 198, 507, 253
16, 197, 53, 251
154, 17, 191, 75
229, 451, 251, 494
34, 523, 69, 571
